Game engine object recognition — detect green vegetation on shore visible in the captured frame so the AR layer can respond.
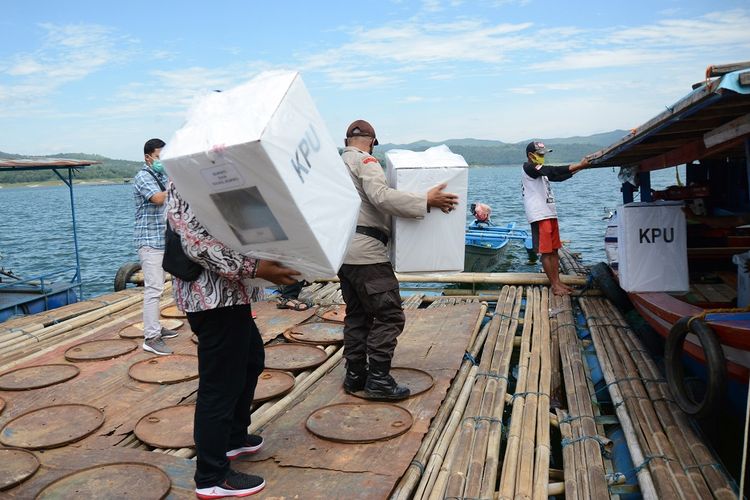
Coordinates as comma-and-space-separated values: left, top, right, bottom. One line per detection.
0, 130, 626, 185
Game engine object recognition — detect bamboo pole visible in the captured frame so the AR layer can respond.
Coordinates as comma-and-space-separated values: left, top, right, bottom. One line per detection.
586, 298, 698, 498
249, 347, 342, 434
413, 365, 479, 500
391, 302, 491, 500
498, 286, 535, 499
598, 299, 735, 499
479, 287, 523, 499
555, 293, 609, 499
317, 272, 588, 286
532, 287, 551, 500
579, 297, 660, 499
465, 287, 520, 498
443, 289, 507, 498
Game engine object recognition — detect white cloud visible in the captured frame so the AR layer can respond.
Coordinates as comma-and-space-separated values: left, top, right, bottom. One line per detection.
0, 23, 129, 115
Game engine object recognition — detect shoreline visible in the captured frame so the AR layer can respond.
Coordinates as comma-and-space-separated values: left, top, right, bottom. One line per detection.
0, 178, 129, 189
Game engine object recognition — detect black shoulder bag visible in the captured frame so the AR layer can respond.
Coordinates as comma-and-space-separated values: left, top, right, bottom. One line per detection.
143, 169, 203, 282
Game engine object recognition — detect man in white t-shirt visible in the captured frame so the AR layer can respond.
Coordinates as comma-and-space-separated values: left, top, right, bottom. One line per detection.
521, 141, 589, 295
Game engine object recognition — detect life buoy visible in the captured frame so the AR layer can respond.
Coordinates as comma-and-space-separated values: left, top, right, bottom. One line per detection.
113, 262, 142, 291
665, 316, 726, 419
590, 262, 633, 312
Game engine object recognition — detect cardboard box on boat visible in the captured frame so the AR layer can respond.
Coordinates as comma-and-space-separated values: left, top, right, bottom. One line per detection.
161, 71, 360, 278
617, 201, 688, 292
385, 145, 468, 273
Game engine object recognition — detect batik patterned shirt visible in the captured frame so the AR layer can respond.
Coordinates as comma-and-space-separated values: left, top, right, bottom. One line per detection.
165, 182, 261, 313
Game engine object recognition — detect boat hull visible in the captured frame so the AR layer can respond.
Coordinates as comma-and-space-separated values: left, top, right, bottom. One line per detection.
629, 291, 750, 382
464, 241, 509, 272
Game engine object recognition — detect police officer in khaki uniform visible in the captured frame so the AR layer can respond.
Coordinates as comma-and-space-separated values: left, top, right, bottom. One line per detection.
339, 119, 458, 399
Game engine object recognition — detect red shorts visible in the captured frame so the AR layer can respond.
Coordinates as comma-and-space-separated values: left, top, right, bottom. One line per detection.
531, 219, 562, 254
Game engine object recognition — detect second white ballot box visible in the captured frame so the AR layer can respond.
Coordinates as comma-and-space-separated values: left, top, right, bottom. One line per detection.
161, 71, 360, 278
385, 145, 468, 273
617, 201, 688, 292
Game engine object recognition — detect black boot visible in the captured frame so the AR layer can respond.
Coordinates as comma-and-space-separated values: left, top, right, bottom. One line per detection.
364, 360, 410, 400
343, 361, 367, 394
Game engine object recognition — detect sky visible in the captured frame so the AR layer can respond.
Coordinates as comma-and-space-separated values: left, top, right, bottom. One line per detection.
1, 0, 749, 161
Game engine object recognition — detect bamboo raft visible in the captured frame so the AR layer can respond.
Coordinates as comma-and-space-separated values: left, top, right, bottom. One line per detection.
0, 272, 738, 498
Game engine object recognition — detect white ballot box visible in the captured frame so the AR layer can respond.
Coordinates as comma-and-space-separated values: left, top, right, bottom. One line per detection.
617, 201, 688, 292
385, 145, 468, 273
161, 71, 360, 278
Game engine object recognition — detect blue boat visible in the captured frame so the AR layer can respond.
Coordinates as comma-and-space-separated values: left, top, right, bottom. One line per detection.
0, 158, 98, 323
464, 221, 536, 272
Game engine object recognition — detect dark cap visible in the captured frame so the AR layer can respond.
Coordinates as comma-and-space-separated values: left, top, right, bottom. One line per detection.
346, 120, 379, 146
525, 141, 552, 155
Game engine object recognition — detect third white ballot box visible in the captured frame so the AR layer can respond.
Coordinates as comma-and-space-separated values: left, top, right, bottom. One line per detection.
617, 201, 688, 292
385, 145, 468, 273
161, 71, 360, 278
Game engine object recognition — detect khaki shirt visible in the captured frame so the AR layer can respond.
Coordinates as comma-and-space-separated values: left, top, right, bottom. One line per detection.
341, 146, 427, 265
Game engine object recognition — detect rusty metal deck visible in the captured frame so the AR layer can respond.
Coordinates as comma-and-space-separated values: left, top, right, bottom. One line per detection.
0, 297, 483, 498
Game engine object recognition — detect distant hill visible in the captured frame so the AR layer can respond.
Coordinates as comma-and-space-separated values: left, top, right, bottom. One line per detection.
376, 129, 629, 165
0, 129, 629, 184
0, 152, 141, 184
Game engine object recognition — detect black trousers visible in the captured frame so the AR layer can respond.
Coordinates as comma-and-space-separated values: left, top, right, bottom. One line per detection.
337, 263, 405, 365
187, 304, 265, 488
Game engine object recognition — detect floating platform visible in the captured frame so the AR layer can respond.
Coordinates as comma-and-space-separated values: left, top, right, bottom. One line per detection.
0, 273, 738, 498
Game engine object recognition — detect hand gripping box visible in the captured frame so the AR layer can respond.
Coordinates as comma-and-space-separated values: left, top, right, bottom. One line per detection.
161, 71, 360, 278
385, 145, 468, 273
617, 201, 688, 292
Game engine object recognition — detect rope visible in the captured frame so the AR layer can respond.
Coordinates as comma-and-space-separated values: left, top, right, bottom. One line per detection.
511, 391, 549, 403
462, 415, 503, 429
493, 311, 520, 321
561, 434, 610, 449
595, 376, 666, 395
409, 459, 425, 476
463, 352, 479, 366
689, 306, 750, 326
614, 395, 675, 409
558, 414, 596, 425
476, 371, 509, 383
551, 322, 578, 334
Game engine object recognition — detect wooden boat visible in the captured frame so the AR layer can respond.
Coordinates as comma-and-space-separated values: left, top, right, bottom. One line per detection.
588, 61, 750, 417
0, 159, 98, 323
464, 222, 535, 272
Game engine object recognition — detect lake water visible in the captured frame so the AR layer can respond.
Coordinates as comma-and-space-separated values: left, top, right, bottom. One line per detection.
0, 165, 683, 299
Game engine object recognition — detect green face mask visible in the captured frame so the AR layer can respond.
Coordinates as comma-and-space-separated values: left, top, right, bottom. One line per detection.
151, 160, 165, 174
530, 153, 545, 165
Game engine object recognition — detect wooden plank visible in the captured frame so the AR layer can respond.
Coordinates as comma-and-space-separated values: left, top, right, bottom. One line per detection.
693, 283, 736, 304
243, 304, 483, 498
252, 300, 316, 343
703, 113, 750, 148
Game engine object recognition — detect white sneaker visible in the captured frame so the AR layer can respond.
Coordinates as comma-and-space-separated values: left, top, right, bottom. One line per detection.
143, 337, 173, 356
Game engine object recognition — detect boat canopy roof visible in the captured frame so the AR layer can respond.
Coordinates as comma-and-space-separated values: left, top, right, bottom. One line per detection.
0, 158, 99, 171
588, 62, 750, 172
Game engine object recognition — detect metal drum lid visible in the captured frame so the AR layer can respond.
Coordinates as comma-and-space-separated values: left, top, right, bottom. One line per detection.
134, 405, 195, 449
253, 370, 295, 403
0, 397, 5, 415
160, 305, 186, 318
35, 462, 171, 499
0, 448, 40, 491
64, 339, 137, 362
128, 354, 199, 385
317, 305, 346, 323
264, 344, 328, 372
283, 322, 344, 345
0, 404, 104, 450
306, 402, 413, 443
0, 364, 80, 391
191, 334, 198, 345
349, 367, 434, 400
118, 319, 184, 338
